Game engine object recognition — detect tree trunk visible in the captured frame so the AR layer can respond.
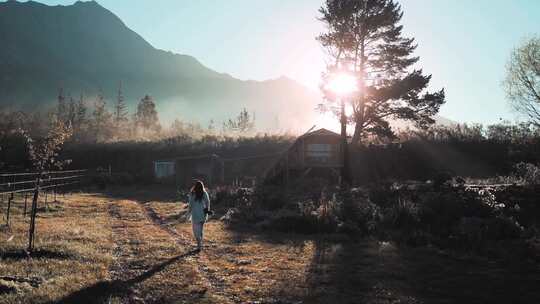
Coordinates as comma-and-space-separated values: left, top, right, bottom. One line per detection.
27, 178, 40, 253
352, 32, 366, 145
340, 100, 351, 186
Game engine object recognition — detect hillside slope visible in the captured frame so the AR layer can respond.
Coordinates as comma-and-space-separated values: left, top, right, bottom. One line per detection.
0, 0, 318, 131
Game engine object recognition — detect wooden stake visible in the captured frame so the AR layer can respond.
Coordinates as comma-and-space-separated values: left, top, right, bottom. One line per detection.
24, 192, 28, 218
6, 192, 13, 226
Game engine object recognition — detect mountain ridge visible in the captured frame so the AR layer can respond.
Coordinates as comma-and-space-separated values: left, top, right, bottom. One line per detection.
0, 0, 452, 132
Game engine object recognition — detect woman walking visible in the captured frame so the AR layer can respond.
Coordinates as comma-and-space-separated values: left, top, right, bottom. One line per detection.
187, 180, 211, 251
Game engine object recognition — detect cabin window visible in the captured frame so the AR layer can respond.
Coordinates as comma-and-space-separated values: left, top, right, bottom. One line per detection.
306, 143, 333, 163
154, 161, 175, 178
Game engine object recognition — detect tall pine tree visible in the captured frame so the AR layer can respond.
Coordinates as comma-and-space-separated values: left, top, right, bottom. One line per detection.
56, 88, 67, 123
92, 92, 113, 142
318, 0, 445, 143
114, 82, 128, 131
67, 95, 76, 126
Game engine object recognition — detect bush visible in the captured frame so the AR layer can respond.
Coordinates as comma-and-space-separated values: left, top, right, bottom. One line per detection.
485, 216, 523, 240
381, 198, 420, 231
90, 172, 136, 188
337, 220, 362, 235
256, 209, 338, 234
513, 162, 540, 185
214, 187, 252, 208
432, 171, 454, 188
253, 184, 290, 210
419, 189, 493, 236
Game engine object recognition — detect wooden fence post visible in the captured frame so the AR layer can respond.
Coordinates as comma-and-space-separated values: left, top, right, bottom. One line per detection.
6, 192, 13, 226
24, 192, 28, 218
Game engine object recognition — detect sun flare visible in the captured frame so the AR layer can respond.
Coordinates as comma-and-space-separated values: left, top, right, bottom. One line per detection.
325, 73, 358, 96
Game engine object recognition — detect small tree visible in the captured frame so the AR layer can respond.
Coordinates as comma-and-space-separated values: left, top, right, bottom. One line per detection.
504, 36, 540, 127
67, 95, 76, 126
222, 108, 255, 134
73, 93, 88, 142
21, 118, 73, 252
135, 95, 161, 137
91, 92, 113, 142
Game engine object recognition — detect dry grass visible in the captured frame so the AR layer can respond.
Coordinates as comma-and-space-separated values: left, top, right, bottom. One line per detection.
2, 188, 539, 304
0, 192, 113, 303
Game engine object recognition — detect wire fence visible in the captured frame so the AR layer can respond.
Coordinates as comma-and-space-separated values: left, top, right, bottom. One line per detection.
0, 169, 88, 251
0, 169, 87, 196
0, 169, 87, 225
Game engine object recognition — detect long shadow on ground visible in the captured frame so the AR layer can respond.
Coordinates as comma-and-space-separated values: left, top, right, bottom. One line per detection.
49, 249, 198, 304
303, 239, 540, 304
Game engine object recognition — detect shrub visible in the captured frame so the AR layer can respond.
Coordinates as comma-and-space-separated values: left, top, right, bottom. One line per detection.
419, 189, 493, 236
432, 171, 454, 188
90, 172, 136, 188
337, 220, 362, 235
485, 216, 523, 240
381, 198, 420, 231
214, 187, 252, 208
513, 162, 540, 185
256, 209, 338, 234
253, 184, 290, 210
367, 182, 399, 208
456, 216, 486, 243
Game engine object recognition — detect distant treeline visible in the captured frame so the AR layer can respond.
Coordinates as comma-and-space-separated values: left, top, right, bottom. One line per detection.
1, 103, 539, 183
0, 89, 257, 147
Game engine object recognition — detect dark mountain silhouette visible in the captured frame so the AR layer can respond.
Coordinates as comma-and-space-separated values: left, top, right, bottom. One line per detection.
0, 0, 453, 131
0, 0, 318, 131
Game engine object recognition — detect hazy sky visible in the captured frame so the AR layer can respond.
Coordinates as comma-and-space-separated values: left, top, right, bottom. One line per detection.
36, 0, 540, 124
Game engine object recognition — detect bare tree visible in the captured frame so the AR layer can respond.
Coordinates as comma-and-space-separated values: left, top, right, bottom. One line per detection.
222, 108, 255, 135
504, 36, 540, 127
21, 118, 73, 252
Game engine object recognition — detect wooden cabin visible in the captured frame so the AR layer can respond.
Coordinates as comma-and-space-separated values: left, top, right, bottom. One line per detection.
265, 128, 343, 183
153, 154, 224, 187
175, 154, 224, 188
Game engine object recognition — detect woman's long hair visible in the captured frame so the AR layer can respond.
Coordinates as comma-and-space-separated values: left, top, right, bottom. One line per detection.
190, 180, 205, 201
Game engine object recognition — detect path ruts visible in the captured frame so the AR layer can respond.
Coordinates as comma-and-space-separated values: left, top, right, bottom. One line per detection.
107, 198, 235, 303
140, 202, 237, 304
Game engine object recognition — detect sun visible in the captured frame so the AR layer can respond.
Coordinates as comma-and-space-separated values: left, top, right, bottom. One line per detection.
325, 72, 358, 96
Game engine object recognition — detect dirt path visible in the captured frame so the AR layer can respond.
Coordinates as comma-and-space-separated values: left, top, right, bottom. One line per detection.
106, 199, 236, 304
140, 203, 237, 301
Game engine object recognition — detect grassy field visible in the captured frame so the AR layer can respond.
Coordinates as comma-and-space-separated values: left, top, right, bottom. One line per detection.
1, 187, 539, 303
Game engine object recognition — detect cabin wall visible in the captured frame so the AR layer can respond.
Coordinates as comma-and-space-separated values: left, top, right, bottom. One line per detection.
175, 158, 224, 188
154, 161, 176, 184
296, 136, 342, 168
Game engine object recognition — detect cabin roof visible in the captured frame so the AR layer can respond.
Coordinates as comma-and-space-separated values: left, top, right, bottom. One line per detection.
155, 154, 221, 162
298, 128, 341, 139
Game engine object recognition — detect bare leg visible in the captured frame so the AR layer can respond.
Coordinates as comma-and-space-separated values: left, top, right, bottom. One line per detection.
192, 221, 203, 250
